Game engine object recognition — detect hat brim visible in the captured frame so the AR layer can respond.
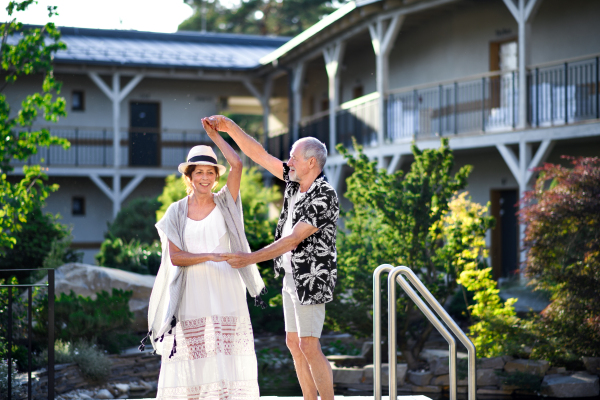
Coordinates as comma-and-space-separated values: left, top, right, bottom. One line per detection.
178, 161, 227, 176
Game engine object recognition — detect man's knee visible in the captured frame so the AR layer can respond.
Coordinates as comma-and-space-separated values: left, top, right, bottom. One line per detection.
299, 337, 321, 359
286, 332, 302, 355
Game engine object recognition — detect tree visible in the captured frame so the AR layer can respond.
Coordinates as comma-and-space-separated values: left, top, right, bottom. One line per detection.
519, 156, 600, 360
106, 197, 162, 244
329, 139, 494, 369
1, 1, 68, 256
179, 0, 340, 36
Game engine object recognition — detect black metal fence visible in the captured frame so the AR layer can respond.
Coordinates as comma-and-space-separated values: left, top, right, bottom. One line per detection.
299, 112, 330, 151
529, 56, 599, 127
1, 269, 54, 400
337, 98, 379, 149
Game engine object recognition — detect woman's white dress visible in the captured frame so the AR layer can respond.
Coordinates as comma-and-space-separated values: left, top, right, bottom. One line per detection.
156, 206, 260, 400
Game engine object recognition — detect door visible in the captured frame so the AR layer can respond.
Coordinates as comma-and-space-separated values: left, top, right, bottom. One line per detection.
491, 189, 519, 279
129, 102, 160, 166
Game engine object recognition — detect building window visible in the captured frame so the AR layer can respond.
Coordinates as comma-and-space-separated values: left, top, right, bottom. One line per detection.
72, 197, 85, 216
72, 91, 85, 111
353, 85, 364, 99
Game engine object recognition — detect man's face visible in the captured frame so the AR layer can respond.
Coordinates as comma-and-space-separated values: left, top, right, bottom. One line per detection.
287, 143, 312, 183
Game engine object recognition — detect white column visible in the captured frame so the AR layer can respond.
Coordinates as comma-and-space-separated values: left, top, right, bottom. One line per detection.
292, 62, 305, 143
323, 42, 345, 155
88, 72, 144, 217
503, 0, 542, 129
369, 15, 404, 156
243, 77, 274, 148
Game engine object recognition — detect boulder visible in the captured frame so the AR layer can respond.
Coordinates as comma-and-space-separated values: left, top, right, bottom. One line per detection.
504, 359, 550, 376
411, 385, 442, 393
363, 363, 408, 386
429, 357, 449, 376
431, 374, 449, 386
326, 355, 366, 367
94, 389, 115, 399
408, 370, 433, 386
479, 356, 512, 370
477, 388, 513, 395
541, 372, 600, 398
35, 263, 155, 331
477, 368, 500, 387
582, 357, 600, 375
331, 367, 364, 385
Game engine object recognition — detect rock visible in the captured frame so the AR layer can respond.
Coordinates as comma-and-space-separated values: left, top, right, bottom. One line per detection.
458, 386, 467, 394
477, 388, 513, 395
113, 383, 129, 394
419, 349, 468, 362
363, 363, 408, 386
411, 385, 442, 393
94, 389, 115, 399
547, 367, 567, 375
479, 356, 512, 370
34, 263, 155, 331
430, 357, 449, 375
408, 370, 433, 386
541, 372, 600, 398
332, 367, 364, 385
504, 359, 550, 376
477, 368, 500, 386
582, 357, 600, 375
326, 355, 366, 367
360, 341, 374, 360
431, 374, 449, 386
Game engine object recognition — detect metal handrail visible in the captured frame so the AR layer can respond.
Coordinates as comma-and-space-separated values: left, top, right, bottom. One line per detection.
373, 265, 477, 400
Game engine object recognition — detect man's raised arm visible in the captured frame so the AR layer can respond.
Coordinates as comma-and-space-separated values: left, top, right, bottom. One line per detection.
206, 115, 284, 180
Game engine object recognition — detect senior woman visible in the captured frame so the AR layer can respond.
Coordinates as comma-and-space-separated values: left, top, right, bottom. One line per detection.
142, 117, 264, 400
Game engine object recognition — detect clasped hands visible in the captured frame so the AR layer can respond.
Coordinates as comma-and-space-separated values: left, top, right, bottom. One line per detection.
211, 253, 253, 269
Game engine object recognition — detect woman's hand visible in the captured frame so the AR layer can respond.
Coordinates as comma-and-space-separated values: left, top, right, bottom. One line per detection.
210, 254, 227, 263
201, 117, 220, 138
205, 115, 234, 133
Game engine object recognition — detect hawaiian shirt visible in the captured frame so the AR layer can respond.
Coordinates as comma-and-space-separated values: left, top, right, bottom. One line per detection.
274, 163, 340, 305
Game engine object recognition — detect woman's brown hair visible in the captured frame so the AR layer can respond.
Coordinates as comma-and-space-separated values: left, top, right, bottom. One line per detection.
182, 164, 220, 195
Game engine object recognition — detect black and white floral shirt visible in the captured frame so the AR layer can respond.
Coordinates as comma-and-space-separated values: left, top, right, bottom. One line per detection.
274, 164, 339, 305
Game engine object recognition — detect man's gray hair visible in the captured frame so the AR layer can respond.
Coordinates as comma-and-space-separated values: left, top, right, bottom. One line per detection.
293, 137, 327, 170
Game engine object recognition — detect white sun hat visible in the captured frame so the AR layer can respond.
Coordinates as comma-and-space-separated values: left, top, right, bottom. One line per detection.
177, 145, 227, 175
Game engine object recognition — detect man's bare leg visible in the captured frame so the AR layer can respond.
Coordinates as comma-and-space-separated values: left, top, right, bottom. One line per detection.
287, 332, 319, 400
299, 336, 334, 400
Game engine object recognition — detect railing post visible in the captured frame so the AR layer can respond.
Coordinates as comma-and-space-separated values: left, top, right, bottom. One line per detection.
103, 129, 107, 167
512, 71, 516, 128
564, 62, 569, 124
74, 128, 79, 166
596, 57, 599, 119
536, 68, 540, 127
48, 269, 55, 400
28, 287, 32, 400
413, 89, 418, 138
454, 82, 459, 134
481, 77, 486, 132
438, 85, 443, 136
8, 286, 13, 400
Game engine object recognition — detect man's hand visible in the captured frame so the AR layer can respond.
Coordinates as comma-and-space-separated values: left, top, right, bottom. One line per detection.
223, 252, 254, 269
206, 115, 235, 133
201, 117, 220, 138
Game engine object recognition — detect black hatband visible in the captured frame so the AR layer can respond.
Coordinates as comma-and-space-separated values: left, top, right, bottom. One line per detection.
188, 155, 217, 164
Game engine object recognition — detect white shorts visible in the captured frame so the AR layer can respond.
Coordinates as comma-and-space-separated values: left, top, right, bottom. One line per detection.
282, 273, 326, 338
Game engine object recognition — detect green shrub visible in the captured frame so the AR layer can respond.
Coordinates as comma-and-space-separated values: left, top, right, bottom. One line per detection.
496, 370, 542, 392
42, 232, 83, 270
36, 340, 111, 382
0, 359, 18, 399
34, 289, 133, 354
0, 207, 71, 282
107, 197, 161, 244
95, 238, 161, 275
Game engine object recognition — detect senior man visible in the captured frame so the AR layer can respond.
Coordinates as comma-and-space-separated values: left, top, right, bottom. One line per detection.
206, 115, 339, 400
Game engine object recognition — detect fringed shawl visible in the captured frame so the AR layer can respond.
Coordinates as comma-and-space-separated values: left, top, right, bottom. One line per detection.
143, 186, 265, 355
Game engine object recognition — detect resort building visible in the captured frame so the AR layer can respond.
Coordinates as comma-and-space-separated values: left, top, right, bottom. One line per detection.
7, 0, 600, 277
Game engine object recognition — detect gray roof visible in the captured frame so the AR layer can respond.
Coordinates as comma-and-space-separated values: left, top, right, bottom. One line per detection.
24, 26, 290, 71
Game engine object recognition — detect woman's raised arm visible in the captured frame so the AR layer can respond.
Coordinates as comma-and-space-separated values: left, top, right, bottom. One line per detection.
202, 117, 242, 201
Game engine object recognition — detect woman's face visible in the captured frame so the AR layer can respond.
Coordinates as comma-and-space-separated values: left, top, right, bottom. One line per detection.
190, 165, 217, 194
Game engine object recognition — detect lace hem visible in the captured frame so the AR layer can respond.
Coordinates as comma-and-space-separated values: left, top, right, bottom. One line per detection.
156, 379, 259, 400
162, 315, 255, 363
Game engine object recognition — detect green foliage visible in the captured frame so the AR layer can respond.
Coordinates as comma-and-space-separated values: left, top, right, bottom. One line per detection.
36, 340, 111, 382
520, 157, 600, 359
42, 231, 83, 270
329, 138, 493, 369
496, 370, 542, 392
322, 340, 360, 356
34, 289, 134, 354
0, 359, 18, 399
95, 237, 161, 275
180, 0, 341, 36
1, 1, 69, 254
107, 197, 161, 244
0, 277, 30, 370
0, 206, 74, 282
157, 166, 283, 332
